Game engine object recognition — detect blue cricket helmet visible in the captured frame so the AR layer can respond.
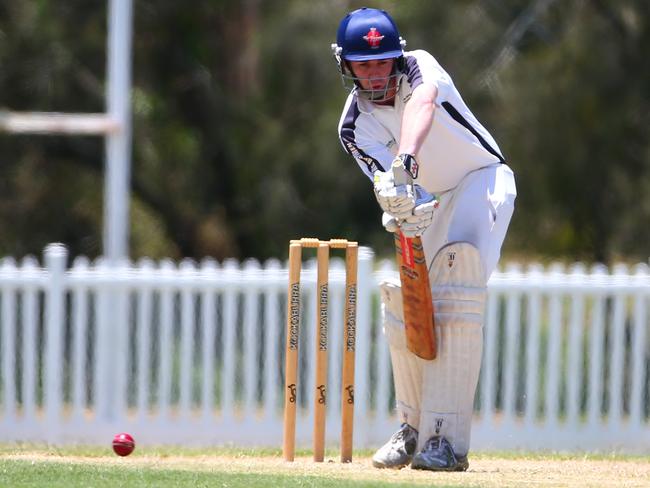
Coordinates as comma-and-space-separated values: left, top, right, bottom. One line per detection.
335, 7, 405, 61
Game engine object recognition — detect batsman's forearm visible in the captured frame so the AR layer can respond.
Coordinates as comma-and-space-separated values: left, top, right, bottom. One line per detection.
397, 84, 437, 157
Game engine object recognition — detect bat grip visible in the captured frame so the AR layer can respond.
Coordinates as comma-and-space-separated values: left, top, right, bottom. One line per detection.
391, 160, 413, 186
391, 161, 413, 228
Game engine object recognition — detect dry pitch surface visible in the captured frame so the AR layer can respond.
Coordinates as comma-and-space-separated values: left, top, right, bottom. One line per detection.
4, 451, 650, 487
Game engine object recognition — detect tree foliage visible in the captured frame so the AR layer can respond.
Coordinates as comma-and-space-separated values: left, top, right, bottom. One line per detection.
0, 0, 648, 263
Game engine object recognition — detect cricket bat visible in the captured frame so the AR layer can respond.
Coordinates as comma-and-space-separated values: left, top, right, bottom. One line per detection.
392, 162, 437, 360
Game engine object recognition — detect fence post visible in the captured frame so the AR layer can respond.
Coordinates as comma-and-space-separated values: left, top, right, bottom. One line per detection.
481, 289, 499, 423
544, 263, 565, 430
112, 258, 131, 423
220, 259, 239, 421
179, 259, 197, 420
566, 263, 586, 428
157, 259, 175, 420
136, 258, 155, 420
242, 259, 261, 421
1, 257, 17, 425
44, 243, 67, 442
71, 256, 90, 422
523, 264, 543, 427
587, 264, 607, 428
629, 263, 648, 430
608, 263, 628, 430
200, 258, 218, 423
261, 258, 282, 423
21, 256, 40, 422
502, 263, 522, 424
93, 257, 110, 423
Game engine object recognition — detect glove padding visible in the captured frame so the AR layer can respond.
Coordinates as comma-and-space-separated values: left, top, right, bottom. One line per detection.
382, 212, 400, 233
399, 198, 437, 237
381, 187, 438, 237
373, 170, 416, 220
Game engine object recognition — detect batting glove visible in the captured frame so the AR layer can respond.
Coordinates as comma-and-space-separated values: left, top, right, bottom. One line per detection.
381, 212, 400, 233
399, 200, 437, 237
373, 170, 416, 220
399, 187, 438, 238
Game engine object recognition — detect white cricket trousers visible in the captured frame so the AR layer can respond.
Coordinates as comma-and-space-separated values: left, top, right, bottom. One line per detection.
422, 163, 516, 279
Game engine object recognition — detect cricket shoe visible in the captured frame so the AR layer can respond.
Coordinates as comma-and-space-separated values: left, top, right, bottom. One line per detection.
371, 423, 418, 469
410, 435, 469, 472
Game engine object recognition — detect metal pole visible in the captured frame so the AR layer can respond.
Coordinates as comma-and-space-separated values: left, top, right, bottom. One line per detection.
104, 0, 134, 262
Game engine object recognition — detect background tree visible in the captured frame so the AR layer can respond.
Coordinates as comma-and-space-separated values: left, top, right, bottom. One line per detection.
0, 0, 648, 263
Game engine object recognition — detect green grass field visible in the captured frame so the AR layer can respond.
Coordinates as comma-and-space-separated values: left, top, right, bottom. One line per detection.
2, 444, 649, 487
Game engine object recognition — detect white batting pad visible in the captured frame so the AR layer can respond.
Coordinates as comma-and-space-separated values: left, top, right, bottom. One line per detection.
379, 277, 404, 323
418, 242, 487, 456
380, 280, 423, 428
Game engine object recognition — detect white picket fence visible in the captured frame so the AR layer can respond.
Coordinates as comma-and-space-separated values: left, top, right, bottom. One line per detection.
0, 243, 649, 453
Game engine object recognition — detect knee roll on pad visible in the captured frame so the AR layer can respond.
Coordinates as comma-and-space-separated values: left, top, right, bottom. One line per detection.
429, 241, 487, 327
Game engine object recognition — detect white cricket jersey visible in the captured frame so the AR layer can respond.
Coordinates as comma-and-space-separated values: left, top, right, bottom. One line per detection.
338, 50, 505, 193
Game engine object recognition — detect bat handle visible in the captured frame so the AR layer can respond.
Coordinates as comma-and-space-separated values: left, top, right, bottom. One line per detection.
391, 159, 413, 186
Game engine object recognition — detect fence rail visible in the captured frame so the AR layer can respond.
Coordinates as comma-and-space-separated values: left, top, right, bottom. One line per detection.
0, 244, 649, 453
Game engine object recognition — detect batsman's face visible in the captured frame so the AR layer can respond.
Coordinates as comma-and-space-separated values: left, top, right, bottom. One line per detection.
348, 58, 395, 91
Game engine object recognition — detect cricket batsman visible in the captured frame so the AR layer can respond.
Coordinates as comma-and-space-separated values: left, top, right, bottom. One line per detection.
333, 7, 517, 471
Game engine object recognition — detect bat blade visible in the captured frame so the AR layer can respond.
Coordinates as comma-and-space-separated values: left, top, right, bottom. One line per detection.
394, 232, 436, 360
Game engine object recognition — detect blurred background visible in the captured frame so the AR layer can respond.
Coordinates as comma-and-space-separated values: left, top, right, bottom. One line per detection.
1, 0, 648, 264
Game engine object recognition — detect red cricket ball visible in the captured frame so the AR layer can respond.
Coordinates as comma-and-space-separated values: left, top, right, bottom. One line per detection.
112, 432, 136, 457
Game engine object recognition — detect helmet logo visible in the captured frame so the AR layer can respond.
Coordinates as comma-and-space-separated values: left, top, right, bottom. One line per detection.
363, 27, 384, 48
